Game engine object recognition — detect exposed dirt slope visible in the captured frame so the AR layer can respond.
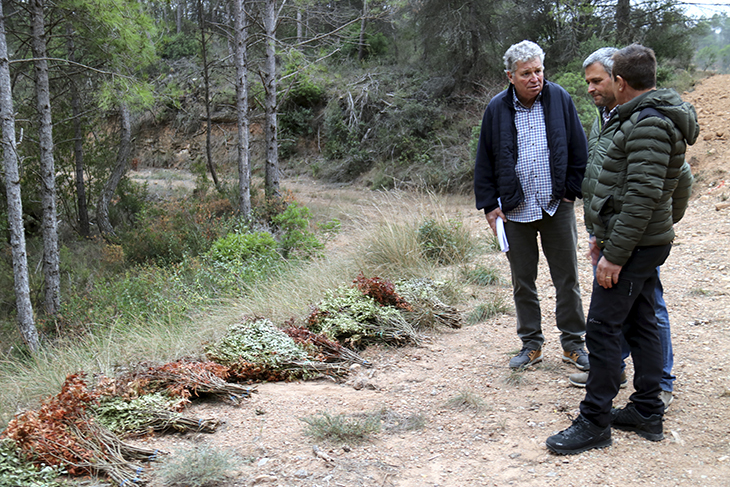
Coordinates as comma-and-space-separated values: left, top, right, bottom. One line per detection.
126, 75, 730, 487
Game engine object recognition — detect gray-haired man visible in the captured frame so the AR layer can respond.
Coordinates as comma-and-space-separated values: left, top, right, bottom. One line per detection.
474, 40, 589, 370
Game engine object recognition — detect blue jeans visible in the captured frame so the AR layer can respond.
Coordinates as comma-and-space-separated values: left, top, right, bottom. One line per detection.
504, 201, 585, 352
619, 268, 675, 392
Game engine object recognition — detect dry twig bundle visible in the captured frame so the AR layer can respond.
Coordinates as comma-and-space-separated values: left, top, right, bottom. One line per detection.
118, 359, 257, 404
1, 374, 160, 485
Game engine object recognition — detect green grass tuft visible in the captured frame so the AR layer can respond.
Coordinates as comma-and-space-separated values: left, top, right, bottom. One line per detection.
157, 445, 238, 487
301, 410, 381, 443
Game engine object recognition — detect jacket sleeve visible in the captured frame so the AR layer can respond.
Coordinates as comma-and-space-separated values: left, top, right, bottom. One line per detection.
603, 116, 673, 266
583, 116, 602, 235
474, 105, 499, 213
564, 96, 588, 201
672, 162, 693, 223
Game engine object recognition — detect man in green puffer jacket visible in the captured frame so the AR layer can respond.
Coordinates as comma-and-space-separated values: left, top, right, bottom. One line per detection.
569, 48, 692, 411
546, 44, 699, 455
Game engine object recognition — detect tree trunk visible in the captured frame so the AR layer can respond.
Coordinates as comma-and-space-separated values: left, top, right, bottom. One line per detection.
66, 23, 90, 238
198, 0, 220, 190
263, 0, 280, 199
296, 8, 303, 44
97, 103, 132, 240
615, 0, 631, 45
177, 0, 184, 34
358, 0, 367, 62
234, 0, 251, 220
0, 3, 39, 352
31, 0, 60, 316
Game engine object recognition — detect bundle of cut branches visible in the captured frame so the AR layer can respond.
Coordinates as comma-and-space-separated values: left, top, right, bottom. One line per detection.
283, 326, 371, 367
396, 278, 462, 329
118, 359, 257, 404
1, 374, 161, 485
306, 286, 422, 348
206, 318, 359, 382
92, 393, 221, 437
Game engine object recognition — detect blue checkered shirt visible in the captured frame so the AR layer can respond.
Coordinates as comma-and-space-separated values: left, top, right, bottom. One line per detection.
505, 91, 558, 223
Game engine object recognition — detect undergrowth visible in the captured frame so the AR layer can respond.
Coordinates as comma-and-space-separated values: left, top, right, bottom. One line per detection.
157, 445, 239, 487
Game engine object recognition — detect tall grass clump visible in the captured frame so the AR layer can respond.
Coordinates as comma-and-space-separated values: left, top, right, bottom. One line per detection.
418, 217, 477, 265
352, 191, 479, 281
461, 264, 502, 286
301, 410, 381, 443
466, 297, 509, 325
157, 445, 239, 487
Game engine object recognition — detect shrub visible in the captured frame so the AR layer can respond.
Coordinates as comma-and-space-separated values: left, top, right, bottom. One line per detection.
159, 32, 198, 60
207, 231, 278, 263
271, 202, 324, 259
551, 71, 596, 134
122, 196, 235, 264
301, 411, 381, 443
158, 445, 238, 487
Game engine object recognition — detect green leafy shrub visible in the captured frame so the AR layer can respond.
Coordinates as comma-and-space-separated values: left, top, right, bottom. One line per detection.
92, 392, 183, 436
207, 231, 278, 263
271, 202, 324, 259
159, 32, 198, 60
551, 71, 596, 134
341, 26, 389, 60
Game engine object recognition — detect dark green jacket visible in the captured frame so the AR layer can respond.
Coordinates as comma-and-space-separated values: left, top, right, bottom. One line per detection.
583, 108, 619, 236
586, 89, 699, 266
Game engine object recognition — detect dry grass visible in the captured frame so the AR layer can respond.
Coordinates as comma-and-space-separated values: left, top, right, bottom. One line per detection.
0, 186, 503, 433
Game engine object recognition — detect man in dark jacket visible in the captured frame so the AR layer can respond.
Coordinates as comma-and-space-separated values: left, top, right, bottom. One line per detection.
474, 40, 589, 371
546, 44, 699, 455
569, 48, 690, 412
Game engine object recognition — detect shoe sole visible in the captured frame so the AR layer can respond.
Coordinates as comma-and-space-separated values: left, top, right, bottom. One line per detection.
562, 356, 589, 371
510, 357, 543, 370
568, 379, 628, 389
546, 437, 612, 455
612, 424, 664, 442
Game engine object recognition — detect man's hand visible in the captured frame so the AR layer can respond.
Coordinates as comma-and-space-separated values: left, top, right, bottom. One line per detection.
485, 207, 506, 235
596, 256, 622, 289
587, 236, 600, 267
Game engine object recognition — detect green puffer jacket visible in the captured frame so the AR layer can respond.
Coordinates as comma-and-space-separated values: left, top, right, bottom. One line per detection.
586, 89, 699, 266
583, 109, 620, 236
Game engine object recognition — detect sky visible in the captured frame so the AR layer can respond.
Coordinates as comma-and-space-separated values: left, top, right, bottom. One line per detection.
679, 0, 730, 18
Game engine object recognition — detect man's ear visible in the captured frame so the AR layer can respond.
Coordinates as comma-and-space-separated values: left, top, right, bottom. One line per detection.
506, 71, 513, 84
615, 75, 626, 92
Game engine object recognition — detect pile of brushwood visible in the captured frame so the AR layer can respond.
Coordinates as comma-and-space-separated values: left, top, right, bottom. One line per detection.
305, 274, 461, 348
0, 274, 461, 485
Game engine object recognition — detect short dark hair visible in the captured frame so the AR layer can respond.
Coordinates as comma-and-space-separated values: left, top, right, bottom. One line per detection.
611, 44, 656, 90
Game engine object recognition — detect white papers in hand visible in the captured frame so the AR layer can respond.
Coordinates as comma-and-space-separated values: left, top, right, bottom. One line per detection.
496, 216, 509, 252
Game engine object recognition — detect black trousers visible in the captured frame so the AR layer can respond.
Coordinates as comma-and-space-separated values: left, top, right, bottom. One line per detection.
580, 243, 672, 427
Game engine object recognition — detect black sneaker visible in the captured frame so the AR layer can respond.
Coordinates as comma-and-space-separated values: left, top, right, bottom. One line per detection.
611, 403, 664, 441
508, 347, 542, 369
545, 414, 612, 455
563, 348, 590, 371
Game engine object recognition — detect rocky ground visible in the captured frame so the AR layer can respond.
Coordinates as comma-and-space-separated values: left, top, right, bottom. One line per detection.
124, 75, 730, 487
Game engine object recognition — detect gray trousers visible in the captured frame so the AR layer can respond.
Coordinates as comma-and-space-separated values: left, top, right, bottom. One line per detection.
504, 201, 585, 352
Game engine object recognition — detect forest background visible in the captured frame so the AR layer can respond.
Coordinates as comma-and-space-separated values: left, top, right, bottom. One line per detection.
0, 0, 729, 482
